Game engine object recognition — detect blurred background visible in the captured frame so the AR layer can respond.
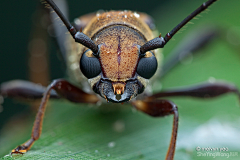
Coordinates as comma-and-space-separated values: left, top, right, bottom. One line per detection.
0, 0, 240, 159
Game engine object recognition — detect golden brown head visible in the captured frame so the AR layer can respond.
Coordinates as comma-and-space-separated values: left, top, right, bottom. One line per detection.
80, 24, 158, 103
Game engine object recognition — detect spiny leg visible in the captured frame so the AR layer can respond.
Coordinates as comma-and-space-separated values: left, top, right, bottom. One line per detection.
10, 79, 100, 154
131, 99, 178, 160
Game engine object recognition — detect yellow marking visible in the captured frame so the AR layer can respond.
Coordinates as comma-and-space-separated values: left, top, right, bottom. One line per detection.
11, 149, 27, 154
85, 50, 95, 57
116, 89, 121, 95
145, 51, 153, 58
19, 150, 27, 153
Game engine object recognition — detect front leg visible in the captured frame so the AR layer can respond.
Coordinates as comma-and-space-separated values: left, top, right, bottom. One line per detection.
131, 99, 178, 160
131, 81, 240, 160
10, 79, 100, 154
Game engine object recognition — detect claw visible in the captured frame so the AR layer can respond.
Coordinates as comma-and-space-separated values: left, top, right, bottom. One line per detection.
11, 146, 27, 155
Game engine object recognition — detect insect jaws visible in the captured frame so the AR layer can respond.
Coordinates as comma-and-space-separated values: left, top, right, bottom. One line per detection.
113, 83, 125, 95
116, 89, 122, 95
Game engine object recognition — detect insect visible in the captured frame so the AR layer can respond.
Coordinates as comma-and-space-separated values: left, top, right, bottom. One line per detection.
1, 0, 240, 159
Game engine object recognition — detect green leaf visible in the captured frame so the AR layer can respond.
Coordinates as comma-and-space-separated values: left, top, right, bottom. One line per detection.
1, 102, 174, 159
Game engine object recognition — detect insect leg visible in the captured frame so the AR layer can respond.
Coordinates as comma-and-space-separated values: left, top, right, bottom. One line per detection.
10, 79, 100, 154
131, 99, 178, 160
132, 82, 239, 159
146, 82, 240, 101
1, 80, 59, 100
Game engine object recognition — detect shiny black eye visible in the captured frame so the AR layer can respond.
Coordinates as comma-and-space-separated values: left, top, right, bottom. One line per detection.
137, 51, 157, 79
80, 49, 101, 79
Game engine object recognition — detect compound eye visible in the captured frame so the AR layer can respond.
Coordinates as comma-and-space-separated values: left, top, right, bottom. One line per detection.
80, 49, 101, 79
137, 51, 157, 79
